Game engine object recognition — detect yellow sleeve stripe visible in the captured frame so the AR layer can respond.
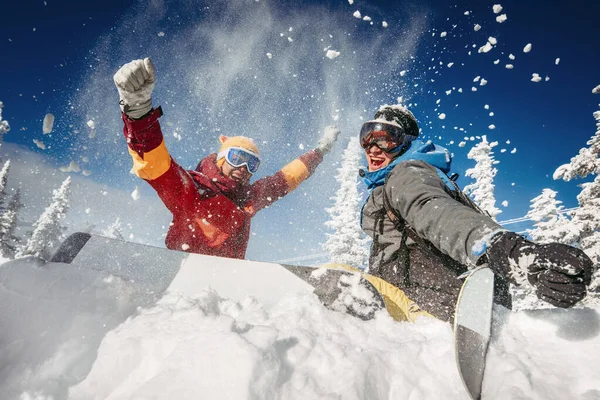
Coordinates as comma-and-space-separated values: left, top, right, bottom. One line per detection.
128, 140, 172, 181
280, 159, 310, 191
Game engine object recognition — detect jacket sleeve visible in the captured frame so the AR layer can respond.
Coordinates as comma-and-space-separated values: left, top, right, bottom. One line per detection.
243, 149, 324, 215
385, 159, 504, 267
122, 108, 200, 216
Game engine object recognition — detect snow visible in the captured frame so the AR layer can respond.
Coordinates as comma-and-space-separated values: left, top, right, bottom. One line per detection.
438, 113, 446, 120
505, 64, 514, 69
496, 14, 507, 23
523, 43, 532, 53
593, 85, 600, 94
531, 73, 542, 82
131, 186, 140, 200
353, 10, 361, 19
325, 49, 340, 60
441, 31, 447, 38
42, 113, 54, 134
33, 139, 45, 149
493, 4, 503, 14
5, 256, 600, 400
474, 24, 481, 31
555, 57, 561, 65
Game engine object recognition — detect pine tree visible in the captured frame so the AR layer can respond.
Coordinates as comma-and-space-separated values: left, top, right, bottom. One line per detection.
0, 101, 10, 139
526, 188, 578, 245
0, 160, 11, 211
323, 137, 370, 270
463, 135, 501, 220
554, 109, 600, 265
17, 177, 72, 259
0, 189, 23, 259
103, 217, 125, 240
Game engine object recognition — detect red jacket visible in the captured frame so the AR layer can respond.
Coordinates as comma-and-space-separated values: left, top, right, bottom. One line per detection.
122, 107, 323, 259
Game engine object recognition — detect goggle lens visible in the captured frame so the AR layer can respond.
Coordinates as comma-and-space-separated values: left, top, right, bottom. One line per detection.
224, 147, 261, 174
359, 121, 406, 152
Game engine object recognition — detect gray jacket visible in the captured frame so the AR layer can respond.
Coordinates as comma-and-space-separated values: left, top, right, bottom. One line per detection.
361, 159, 506, 321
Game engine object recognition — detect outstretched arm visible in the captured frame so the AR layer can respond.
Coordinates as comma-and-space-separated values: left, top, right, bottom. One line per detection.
244, 126, 340, 214
115, 58, 200, 216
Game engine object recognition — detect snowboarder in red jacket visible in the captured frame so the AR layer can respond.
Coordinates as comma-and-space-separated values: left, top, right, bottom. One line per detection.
114, 58, 339, 259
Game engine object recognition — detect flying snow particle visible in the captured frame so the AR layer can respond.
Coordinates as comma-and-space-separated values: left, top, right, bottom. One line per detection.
353, 10, 361, 19
506, 140, 511, 144
158, 32, 165, 37
493, 59, 500, 65
511, 148, 517, 154
490, 112, 495, 116
493, 4, 503, 13
42, 113, 54, 134
509, 54, 515, 60
400, 70, 407, 77
438, 113, 446, 120
131, 186, 140, 201
458, 88, 463, 93
478, 42, 493, 53
348, 0, 354, 4
484, 104, 490, 109
325, 49, 340, 60
458, 141, 466, 147
523, 43, 532, 53
363, 16, 372, 22
474, 24, 481, 31
531, 73, 542, 82
447, 62, 454, 68
555, 58, 560, 65
488, 36, 498, 45
505, 64, 514, 69
464, 11, 470, 16
181, 244, 190, 251
87, 120, 95, 129
473, 76, 481, 82
382, 21, 388, 28
33, 139, 45, 149
545, 76, 550, 81
592, 85, 600, 94
502, 200, 508, 207
446, 90, 452, 95
59, 161, 81, 173
496, 14, 507, 23
441, 31, 447, 37
266, 53, 273, 59
82, 170, 92, 176
287, 37, 293, 42
471, 87, 478, 92
489, 124, 496, 130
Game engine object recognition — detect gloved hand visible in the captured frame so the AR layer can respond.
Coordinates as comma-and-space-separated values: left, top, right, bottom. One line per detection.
486, 232, 593, 308
316, 125, 340, 154
113, 57, 156, 119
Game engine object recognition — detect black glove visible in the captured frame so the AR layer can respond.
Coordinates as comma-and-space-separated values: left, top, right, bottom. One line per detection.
486, 232, 593, 308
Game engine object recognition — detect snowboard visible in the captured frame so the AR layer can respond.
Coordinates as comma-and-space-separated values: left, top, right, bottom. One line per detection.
453, 266, 495, 400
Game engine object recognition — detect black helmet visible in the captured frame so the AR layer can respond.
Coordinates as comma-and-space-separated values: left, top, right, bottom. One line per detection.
373, 105, 419, 138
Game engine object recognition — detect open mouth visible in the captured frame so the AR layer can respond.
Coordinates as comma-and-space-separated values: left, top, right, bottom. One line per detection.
369, 157, 386, 169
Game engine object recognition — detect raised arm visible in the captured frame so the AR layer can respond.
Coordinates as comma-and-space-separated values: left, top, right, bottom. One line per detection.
244, 126, 340, 214
114, 58, 200, 216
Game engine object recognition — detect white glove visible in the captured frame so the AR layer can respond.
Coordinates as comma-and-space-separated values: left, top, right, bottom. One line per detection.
316, 125, 340, 154
113, 57, 156, 119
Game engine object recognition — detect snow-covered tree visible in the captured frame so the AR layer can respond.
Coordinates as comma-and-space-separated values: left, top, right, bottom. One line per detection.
0, 160, 11, 211
323, 137, 370, 270
463, 135, 501, 220
103, 217, 125, 240
554, 108, 600, 265
526, 188, 578, 245
17, 176, 72, 259
0, 101, 10, 140
0, 189, 22, 259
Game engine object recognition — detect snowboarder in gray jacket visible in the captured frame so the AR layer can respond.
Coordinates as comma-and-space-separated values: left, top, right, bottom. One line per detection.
359, 104, 594, 321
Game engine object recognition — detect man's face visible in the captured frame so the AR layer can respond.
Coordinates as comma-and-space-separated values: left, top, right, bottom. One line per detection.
365, 144, 395, 172
220, 161, 252, 183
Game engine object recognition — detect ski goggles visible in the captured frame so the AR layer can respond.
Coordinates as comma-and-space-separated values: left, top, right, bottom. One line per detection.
218, 147, 261, 174
359, 121, 407, 152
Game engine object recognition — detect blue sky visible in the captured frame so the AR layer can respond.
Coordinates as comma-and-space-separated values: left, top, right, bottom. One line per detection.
1, 0, 599, 262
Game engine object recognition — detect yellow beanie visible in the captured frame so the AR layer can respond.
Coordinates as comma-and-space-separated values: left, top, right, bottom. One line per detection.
216, 135, 260, 167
